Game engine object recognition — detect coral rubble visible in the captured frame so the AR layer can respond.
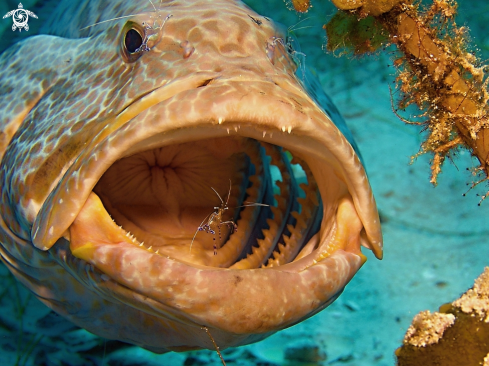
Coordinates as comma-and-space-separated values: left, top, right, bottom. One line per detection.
396, 268, 489, 366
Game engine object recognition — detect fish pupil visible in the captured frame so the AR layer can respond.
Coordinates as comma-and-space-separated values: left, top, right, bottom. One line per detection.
125, 29, 143, 53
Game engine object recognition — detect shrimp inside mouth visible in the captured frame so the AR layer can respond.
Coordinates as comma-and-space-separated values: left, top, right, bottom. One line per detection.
68, 134, 367, 269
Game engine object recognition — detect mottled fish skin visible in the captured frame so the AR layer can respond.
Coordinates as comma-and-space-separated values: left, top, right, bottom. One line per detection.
0, 0, 382, 353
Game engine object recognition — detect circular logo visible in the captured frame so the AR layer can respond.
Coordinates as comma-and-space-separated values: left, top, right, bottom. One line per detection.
12, 8, 29, 30
3, 3, 38, 32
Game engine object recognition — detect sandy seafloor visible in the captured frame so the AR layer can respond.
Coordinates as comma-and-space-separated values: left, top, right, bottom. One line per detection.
1, 0, 489, 365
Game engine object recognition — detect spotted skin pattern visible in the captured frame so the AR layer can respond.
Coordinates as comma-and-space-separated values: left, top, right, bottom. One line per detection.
0, 0, 382, 353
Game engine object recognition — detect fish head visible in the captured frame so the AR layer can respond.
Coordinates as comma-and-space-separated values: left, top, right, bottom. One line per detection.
0, 0, 382, 353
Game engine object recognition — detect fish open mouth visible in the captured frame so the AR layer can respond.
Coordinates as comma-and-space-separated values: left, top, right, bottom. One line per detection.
30, 73, 382, 347
71, 133, 348, 270
66, 130, 375, 268
88, 136, 323, 269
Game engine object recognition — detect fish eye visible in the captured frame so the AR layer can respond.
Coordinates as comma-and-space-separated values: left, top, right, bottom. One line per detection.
125, 29, 143, 53
120, 22, 145, 63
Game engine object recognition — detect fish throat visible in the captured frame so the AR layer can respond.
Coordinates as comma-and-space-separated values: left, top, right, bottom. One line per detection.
78, 135, 323, 268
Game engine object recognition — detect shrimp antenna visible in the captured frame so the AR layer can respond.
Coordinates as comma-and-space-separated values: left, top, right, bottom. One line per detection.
237, 203, 270, 208
80, 14, 141, 31
190, 212, 212, 253
288, 26, 315, 32
80, 0, 162, 31
211, 187, 224, 205
287, 16, 316, 33
226, 179, 232, 206
147, 0, 158, 12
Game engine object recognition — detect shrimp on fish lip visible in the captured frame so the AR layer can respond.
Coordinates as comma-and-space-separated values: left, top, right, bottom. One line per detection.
0, 0, 382, 354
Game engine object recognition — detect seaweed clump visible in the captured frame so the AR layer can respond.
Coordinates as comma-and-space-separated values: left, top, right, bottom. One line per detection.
380, 0, 489, 194
293, 0, 489, 200
324, 11, 389, 55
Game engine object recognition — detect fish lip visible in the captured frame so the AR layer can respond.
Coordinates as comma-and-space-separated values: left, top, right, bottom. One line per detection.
31, 77, 382, 259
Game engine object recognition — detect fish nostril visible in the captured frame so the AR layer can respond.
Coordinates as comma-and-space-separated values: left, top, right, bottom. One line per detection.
198, 79, 214, 87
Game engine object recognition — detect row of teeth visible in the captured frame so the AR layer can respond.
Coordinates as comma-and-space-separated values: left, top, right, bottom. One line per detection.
222, 125, 294, 136
124, 232, 160, 254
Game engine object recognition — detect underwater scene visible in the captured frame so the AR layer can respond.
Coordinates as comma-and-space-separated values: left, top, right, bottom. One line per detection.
0, 0, 489, 365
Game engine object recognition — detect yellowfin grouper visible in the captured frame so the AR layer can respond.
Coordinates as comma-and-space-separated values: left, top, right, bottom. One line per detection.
0, 0, 382, 353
